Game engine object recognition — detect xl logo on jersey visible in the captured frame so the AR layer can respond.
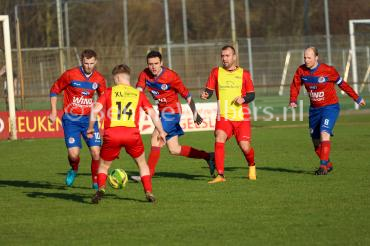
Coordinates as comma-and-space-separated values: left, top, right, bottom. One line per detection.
72, 96, 93, 105
115, 91, 124, 97
82, 91, 90, 96
309, 91, 325, 101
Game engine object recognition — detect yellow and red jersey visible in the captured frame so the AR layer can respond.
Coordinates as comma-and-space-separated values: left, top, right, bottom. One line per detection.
290, 63, 361, 108
136, 67, 190, 114
205, 67, 254, 121
97, 84, 152, 129
50, 67, 106, 115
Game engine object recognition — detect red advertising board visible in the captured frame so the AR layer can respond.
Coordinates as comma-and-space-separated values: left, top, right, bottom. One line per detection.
0, 103, 217, 140
0, 110, 66, 139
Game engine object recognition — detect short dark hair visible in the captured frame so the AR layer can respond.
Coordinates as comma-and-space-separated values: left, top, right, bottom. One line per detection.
305, 46, 319, 56
80, 49, 97, 60
112, 64, 131, 75
146, 50, 162, 61
221, 45, 236, 54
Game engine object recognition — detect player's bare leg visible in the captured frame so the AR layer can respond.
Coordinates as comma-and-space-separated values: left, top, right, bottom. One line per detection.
131, 129, 162, 182
65, 147, 80, 187
166, 136, 181, 155
315, 132, 332, 175
166, 135, 215, 176
89, 146, 101, 190
208, 130, 227, 184
239, 140, 256, 180
92, 158, 111, 204
134, 153, 156, 202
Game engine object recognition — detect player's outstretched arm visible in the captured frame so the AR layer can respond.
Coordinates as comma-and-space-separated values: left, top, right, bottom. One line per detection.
49, 72, 70, 124
337, 80, 367, 107
289, 69, 302, 108
49, 96, 58, 124
200, 88, 213, 100
233, 92, 255, 105
86, 103, 103, 138
289, 102, 298, 108
187, 97, 203, 125
358, 98, 366, 106
147, 108, 167, 146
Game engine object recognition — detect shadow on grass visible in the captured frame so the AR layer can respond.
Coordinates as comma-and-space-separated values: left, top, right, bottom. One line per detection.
56, 172, 91, 176
257, 166, 312, 175
24, 191, 147, 204
152, 171, 209, 180
223, 166, 313, 175
0, 179, 95, 190
0, 180, 67, 190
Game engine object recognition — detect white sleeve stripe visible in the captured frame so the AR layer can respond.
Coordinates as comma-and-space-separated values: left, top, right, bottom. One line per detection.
336, 77, 343, 85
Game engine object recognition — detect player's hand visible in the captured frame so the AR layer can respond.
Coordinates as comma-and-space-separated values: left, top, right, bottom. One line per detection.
233, 96, 245, 105
157, 131, 167, 147
200, 91, 209, 100
86, 128, 94, 139
359, 98, 366, 106
48, 111, 57, 124
194, 112, 203, 125
289, 102, 298, 108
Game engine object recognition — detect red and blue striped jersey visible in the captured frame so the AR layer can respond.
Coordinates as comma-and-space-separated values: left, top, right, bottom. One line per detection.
290, 63, 361, 108
136, 67, 190, 114
50, 67, 106, 115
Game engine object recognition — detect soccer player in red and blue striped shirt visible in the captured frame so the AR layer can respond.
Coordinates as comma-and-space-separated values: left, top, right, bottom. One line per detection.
49, 49, 106, 188
289, 47, 366, 175
133, 50, 215, 179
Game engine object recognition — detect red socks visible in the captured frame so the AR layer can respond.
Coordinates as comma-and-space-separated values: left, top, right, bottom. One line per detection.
68, 156, 80, 171
148, 147, 161, 176
215, 142, 225, 175
180, 146, 209, 160
320, 141, 331, 165
242, 147, 255, 166
97, 173, 107, 190
141, 175, 152, 193
91, 159, 99, 184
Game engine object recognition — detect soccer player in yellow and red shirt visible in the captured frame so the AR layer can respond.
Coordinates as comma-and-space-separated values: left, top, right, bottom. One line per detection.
201, 45, 256, 183
289, 47, 366, 175
49, 49, 106, 189
87, 64, 166, 203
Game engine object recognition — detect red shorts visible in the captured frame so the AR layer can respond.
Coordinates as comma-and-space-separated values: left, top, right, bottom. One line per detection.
100, 127, 144, 161
215, 117, 251, 142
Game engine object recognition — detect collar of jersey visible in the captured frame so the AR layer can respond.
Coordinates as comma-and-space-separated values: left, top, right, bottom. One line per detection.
309, 63, 320, 74
153, 67, 166, 81
220, 66, 240, 73
79, 66, 95, 80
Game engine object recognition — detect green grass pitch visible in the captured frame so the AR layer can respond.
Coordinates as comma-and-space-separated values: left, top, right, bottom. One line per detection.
1, 113, 370, 245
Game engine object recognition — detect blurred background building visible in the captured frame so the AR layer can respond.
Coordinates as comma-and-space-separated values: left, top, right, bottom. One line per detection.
0, 0, 369, 110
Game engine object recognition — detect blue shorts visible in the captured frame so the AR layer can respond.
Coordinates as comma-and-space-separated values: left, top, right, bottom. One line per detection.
160, 112, 184, 140
62, 113, 101, 149
309, 104, 340, 139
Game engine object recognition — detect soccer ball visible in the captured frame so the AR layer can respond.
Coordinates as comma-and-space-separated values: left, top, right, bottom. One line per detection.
108, 169, 128, 189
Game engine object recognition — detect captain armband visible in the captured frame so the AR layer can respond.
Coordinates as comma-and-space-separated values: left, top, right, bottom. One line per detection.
204, 88, 213, 99
243, 92, 255, 104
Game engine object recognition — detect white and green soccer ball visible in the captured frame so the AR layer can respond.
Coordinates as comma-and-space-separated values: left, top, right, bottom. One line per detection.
108, 168, 128, 189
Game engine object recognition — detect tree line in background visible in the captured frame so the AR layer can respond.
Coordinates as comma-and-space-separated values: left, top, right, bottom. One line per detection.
0, 0, 369, 49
